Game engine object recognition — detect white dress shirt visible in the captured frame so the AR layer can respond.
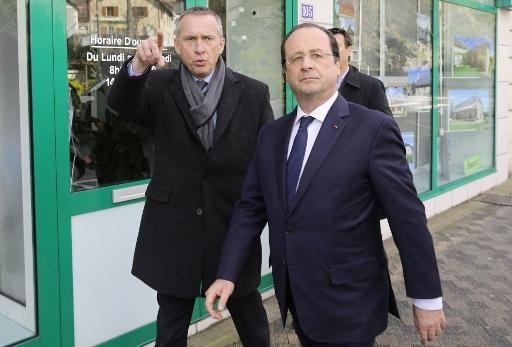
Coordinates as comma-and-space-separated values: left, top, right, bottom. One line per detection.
336, 67, 350, 89
286, 91, 442, 310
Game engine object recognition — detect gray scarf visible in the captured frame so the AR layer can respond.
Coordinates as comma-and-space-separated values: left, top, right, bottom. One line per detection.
181, 57, 225, 152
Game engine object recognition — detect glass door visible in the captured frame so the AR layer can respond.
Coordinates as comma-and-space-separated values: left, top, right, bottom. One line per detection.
0, 0, 36, 344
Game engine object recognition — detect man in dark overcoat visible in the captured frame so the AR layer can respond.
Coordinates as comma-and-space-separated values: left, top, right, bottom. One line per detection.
329, 27, 393, 117
107, 6, 274, 347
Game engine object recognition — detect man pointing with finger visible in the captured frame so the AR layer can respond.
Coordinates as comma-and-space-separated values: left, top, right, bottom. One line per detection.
107, 6, 274, 346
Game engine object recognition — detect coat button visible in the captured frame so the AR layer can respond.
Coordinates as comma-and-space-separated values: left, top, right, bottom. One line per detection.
195, 208, 204, 216
286, 227, 293, 233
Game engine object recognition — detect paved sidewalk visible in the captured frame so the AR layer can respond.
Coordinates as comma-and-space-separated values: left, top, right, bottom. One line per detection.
188, 179, 512, 346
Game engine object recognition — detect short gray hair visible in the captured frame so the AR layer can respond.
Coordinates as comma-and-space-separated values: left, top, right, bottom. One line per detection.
174, 7, 224, 38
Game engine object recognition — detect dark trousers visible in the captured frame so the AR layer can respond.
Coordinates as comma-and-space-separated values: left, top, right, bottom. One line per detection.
155, 290, 270, 347
286, 276, 375, 347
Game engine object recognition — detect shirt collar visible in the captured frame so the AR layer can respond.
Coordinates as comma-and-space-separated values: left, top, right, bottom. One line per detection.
337, 66, 350, 88
339, 66, 350, 81
295, 91, 338, 125
193, 68, 215, 84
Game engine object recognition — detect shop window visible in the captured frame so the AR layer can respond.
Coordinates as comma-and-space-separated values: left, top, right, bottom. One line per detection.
383, 0, 433, 193
67, 0, 184, 191
437, 3, 495, 185
334, 0, 381, 76
334, 0, 433, 193
208, 0, 285, 118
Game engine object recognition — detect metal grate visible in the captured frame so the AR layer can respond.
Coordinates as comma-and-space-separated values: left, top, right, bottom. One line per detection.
474, 193, 512, 206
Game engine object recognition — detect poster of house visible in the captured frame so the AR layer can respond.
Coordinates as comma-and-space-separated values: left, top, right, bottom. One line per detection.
448, 89, 490, 131
386, 85, 407, 117
401, 132, 416, 171
452, 35, 494, 77
407, 64, 431, 96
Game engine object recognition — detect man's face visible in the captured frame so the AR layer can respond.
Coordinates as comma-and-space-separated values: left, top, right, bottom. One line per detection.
283, 27, 339, 101
334, 33, 352, 74
174, 14, 225, 78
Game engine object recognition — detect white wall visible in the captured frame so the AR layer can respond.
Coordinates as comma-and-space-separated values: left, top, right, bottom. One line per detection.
71, 201, 272, 346
71, 203, 157, 347
497, 9, 512, 174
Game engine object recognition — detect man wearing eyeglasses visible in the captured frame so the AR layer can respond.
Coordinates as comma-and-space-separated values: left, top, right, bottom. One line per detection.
206, 23, 445, 346
328, 27, 392, 117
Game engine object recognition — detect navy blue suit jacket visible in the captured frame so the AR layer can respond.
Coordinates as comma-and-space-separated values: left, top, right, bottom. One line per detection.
218, 95, 442, 343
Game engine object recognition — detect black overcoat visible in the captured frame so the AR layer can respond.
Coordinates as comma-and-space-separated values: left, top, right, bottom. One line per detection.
107, 59, 274, 297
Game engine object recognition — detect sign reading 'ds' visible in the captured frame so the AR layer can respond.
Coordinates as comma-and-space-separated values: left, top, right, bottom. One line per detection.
301, 4, 314, 19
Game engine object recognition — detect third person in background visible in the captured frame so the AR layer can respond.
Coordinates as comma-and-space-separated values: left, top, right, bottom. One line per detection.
329, 27, 393, 117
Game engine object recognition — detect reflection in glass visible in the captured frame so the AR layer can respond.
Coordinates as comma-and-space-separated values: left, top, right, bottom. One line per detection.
335, 0, 433, 193
384, 0, 433, 193
67, 0, 185, 191
209, 0, 285, 117
438, 3, 495, 185
0, 0, 36, 343
334, 0, 381, 76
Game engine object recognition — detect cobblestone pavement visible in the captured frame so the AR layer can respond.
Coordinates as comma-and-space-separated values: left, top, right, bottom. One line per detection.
188, 180, 512, 346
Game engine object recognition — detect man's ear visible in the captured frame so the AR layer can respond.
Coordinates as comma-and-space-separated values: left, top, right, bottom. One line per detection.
219, 37, 226, 55
174, 37, 181, 56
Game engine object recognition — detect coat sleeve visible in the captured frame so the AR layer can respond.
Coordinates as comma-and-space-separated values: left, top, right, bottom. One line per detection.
259, 84, 275, 126
216, 130, 269, 283
368, 116, 442, 299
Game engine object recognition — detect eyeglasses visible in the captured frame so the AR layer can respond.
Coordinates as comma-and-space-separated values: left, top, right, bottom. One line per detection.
285, 52, 335, 65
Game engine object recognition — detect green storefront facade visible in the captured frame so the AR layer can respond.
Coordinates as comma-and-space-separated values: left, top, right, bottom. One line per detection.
0, 0, 511, 346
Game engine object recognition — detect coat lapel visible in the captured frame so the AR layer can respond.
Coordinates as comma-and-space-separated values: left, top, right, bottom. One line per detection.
214, 68, 242, 146
276, 111, 297, 213
345, 65, 361, 89
169, 73, 204, 146
289, 96, 350, 212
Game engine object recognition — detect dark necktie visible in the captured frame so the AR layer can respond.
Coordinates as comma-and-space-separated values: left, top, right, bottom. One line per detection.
196, 80, 208, 95
286, 116, 314, 209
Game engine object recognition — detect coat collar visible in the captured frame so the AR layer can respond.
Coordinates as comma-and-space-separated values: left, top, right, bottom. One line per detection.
214, 68, 242, 146
343, 65, 361, 90
169, 71, 199, 143
169, 67, 242, 154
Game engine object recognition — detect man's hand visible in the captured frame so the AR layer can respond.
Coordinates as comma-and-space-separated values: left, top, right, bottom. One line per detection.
133, 30, 165, 74
205, 279, 235, 320
413, 305, 447, 345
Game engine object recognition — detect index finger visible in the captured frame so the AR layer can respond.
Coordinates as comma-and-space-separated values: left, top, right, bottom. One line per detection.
156, 30, 164, 51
